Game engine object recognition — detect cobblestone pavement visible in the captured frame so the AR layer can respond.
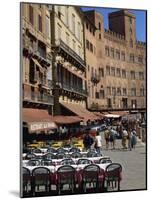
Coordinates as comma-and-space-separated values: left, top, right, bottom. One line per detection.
101, 134, 147, 191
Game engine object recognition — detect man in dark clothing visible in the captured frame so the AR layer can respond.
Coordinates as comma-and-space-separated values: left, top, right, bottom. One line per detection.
83, 132, 94, 151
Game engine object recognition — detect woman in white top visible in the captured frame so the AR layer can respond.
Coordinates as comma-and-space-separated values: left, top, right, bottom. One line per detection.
95, 130, 102, 154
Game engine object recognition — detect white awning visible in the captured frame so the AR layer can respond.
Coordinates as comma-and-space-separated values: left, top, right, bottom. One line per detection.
105, 114, 120, 118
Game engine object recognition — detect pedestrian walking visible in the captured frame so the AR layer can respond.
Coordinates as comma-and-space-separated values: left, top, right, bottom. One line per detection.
104, 128, 110, 150
109, 127, 116, 149
128, 130, 133, 151
122, 129, 128, 149
83, 132, 94, 151
131, 129, 137, 149
94, 130, 102, 154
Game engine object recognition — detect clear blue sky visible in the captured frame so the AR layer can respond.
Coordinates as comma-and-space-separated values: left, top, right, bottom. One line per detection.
81, 7, 146, 42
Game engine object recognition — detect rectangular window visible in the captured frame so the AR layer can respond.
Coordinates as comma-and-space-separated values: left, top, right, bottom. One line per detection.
95, 92, 100, 99
117, 88, 121, 96
106, 65, 110, 75
139, 72, 144, 80
116, 50, 120, 60
99, 68, 104, 77
38, 15, 42, 32
130, 71, 135, 79
29, 5, 34, 25
130, 54, 135, 62
100, 90, 105, 99
105, 46, 109, 56
111, 67, 115, 76
138, 56, 143, 63
110, 48, 114, 58
121, 52, 125, 61
38, 42, 46, 58
112, 87, 116, 95
140, 88, 144, 96
90, 43, 93, 52
86, 39, 89, 49
122, 69, 126, 78
46, 16, 50, 38
107, 87, 111, 95
86, 23, 89, 29
116, 68, 121, 77
91, 67, 94, 76
123, 88, 127, 96
131, 88, 136, 96
72, 14, 75, 34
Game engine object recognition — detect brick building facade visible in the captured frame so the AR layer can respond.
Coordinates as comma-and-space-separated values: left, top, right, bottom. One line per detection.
22, 4, 146, 117
22, 4, 54, 113
84, 9, 146, 111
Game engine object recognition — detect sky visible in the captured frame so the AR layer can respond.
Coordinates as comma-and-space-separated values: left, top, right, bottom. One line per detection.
81, 7, 146, 42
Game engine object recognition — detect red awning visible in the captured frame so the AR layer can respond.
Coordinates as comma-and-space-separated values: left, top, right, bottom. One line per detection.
22, 108, 82, 132
22, 108, 57, 132
52, 116, 82, 124
60, 102, 100, 121
93, 112, 105, 119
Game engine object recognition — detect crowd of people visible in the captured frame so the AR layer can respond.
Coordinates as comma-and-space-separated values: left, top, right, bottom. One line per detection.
82, 125, 137, 152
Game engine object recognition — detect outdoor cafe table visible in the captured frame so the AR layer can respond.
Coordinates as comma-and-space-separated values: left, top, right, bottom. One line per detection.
72, 156, 110, 164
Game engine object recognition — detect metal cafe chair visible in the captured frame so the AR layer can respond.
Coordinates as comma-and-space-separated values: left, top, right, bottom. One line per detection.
104, 163, 122, 191
56, 153, 66, 159
32, 167, 51, 195
60, 158, 75, 165
41, 159, 53, 166
69, 147, 81, 153
81, 164, 102, 193
43, 153, 56, 160
77, 158, 93, 165
22, 167, 32, 196
32, 148, 42, 154
71, 152, 82, 159
47, 147, 57, 154
56, 165, 76, 195
99, 158, 112, 164
27, 159, 41, 166
86, 151, 98, 158
57, 147, 68, 154
25, 153, 36, 160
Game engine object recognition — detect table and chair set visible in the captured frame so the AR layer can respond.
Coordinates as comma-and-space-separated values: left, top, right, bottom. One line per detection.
22, 146, 122, 197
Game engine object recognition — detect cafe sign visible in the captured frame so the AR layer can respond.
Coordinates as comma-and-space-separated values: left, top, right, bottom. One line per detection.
28, 122, 57, 133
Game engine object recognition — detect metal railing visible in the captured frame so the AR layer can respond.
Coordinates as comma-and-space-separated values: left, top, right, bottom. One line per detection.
58, 39, 85, 68
58, 82, 87, 96
23, 91, 54, 105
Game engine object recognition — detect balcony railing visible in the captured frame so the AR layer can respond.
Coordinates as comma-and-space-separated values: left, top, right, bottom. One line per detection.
89, 104, 146, 111
56, 39, 85, 69
58, 82, 87, 96
23, 91, 54, 105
